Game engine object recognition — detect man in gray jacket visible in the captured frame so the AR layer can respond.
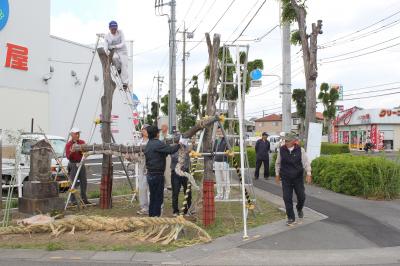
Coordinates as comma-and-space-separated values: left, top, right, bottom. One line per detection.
275, 133, 312, 226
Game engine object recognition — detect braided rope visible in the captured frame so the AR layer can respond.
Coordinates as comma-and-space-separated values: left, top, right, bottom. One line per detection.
232, 157, 255, 210
0, 215, 211, 245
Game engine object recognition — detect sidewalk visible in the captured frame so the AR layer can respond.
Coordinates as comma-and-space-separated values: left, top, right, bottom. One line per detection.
1, 178, 400, 265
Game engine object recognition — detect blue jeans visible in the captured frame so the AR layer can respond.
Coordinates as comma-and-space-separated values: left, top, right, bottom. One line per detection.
147, 174, 164, 217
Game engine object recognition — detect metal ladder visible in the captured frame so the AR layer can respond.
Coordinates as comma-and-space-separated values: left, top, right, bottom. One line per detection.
215, 44, 257, 210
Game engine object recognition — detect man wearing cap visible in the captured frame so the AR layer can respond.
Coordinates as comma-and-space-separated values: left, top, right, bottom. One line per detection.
65, 128, 90, 205
144, 125, 186, 217
136, 124, 150, 215
254, 132, 270, 180
275, 132, 312, 226
104, 20, 129, 90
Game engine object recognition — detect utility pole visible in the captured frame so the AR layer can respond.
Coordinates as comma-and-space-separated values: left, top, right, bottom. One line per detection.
281, 21, 292, 133
155, 0, 177, 132
154, 73, 164, 121
181, 23, 187, 103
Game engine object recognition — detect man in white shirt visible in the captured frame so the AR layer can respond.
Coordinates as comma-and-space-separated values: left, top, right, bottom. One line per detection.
104, 21, 129, 90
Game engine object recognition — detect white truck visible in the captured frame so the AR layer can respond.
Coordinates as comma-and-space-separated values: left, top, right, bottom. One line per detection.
2, 132, 70, 197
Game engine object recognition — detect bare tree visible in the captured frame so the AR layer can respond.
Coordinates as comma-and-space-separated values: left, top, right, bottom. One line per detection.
97, 48, 116, 209
282, 0, 323, 147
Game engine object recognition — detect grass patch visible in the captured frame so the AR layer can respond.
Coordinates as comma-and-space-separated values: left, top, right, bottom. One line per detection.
0, 184, 284, 253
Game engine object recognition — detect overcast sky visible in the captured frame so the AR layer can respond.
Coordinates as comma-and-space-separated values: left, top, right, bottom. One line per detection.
51, 0, 400, 119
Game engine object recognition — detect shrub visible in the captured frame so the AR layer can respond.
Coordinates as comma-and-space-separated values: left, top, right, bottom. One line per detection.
232, 146, 256, 168
311, 154, 400, 199
321, 143, 350, 155
270, 153, 278, 176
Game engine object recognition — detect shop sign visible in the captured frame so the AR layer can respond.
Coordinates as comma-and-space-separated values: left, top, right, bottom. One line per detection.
379, 109, 400, 117
371, 124, 378, 147
335, 105, 344, 112
358, 114, 371, 124
4, 43, 29, 71
0, 0, 9, 31
334, 106, 357, 125
378, 132, 384, 150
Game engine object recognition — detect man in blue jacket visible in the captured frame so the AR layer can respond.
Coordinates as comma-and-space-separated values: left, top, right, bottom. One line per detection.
255, 132, 270, 180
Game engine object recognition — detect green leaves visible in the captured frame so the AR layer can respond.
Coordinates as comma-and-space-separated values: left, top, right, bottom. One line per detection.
292, 88, 306, 119
312, 154, 400, 199
319, 82, 338, 120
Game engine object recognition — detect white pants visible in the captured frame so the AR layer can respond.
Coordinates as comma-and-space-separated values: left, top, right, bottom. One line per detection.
214, 161, 230, 199
138, 163, 149, 211
164, 155, 172, 189
113, 51, 129, 85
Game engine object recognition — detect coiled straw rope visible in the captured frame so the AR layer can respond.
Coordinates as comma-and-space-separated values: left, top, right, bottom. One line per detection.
0, 215, 211, 245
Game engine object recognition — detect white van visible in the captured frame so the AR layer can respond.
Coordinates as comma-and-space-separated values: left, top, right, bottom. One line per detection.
268, 135, 281, 152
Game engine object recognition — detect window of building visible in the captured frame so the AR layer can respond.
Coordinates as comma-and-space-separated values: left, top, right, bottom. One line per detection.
272, 122, 278, 126
293, 118, 300, 125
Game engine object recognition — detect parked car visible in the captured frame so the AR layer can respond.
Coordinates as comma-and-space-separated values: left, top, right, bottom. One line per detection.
2, 133, 70, 195
268, 135, 281, 152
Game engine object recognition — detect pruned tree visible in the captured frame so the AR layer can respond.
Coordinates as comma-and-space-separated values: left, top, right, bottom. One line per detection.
318, 82, 339, 141
281, 0, 323, 147
204, 48, 263, 134
202, 33, 220, 226
292, 88, 306, 139
161, 94, 169, 116
200, 93, 207, 118
177, 102, 196, 132
189, 75, 201, 119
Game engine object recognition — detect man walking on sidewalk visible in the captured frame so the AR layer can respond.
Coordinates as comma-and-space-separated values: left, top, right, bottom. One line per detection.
255, 132, 270, 179
275, 133, 312, 226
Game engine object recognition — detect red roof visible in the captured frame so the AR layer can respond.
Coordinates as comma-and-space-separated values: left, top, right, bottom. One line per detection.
255, 112, 324, 122
255, 114, 282, 122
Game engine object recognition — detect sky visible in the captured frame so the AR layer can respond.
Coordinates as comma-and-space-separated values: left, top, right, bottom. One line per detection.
51, 0, 400, 119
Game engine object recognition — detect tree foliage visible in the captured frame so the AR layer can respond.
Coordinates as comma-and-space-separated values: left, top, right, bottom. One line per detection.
176, 102, 196, 132
160, 94, 169, 116
200, 93, 207, 118
292, 88, 306, 119
318, 82, 339, 120
189, 75, 201, 118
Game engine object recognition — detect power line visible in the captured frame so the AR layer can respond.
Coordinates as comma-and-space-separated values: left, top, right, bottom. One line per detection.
320, 19, 400, 49
225, 0, 261, 43
344, 81, 400, 93
342, 89, 400, 101
344, 86, 400, 97
187, 0, 236, 53
320, 41, 400, 64
320, 8, 400, 46
232, 0, 267, 44
255, 25, 280, 42
320, 35, 400, 61
187, 0, 211, 31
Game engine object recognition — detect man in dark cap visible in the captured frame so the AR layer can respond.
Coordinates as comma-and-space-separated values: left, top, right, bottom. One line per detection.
275, 132, 312, 226
255, 132, 271, 180
144, 125, 185, 217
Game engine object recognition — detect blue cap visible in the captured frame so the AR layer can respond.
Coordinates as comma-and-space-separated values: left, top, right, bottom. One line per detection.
109, 21, 118, 28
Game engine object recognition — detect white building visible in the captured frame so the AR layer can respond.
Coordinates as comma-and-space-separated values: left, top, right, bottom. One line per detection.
0, 0, 138, 144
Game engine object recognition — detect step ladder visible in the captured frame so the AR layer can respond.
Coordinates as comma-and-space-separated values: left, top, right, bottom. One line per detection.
215, 45, 258, 238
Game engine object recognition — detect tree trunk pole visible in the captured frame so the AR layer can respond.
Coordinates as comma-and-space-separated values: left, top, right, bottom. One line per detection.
97, 48, 116, 209
203, 33, 220, 226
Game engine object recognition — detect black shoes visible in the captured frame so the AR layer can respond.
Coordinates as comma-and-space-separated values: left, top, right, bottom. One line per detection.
298, 209, 304, 219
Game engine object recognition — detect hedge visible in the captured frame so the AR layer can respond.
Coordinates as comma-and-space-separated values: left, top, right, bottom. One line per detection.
321, 143, 350, 155
311, 154, 400, 199
233, 146, 256, 168
269, 153, 278, 176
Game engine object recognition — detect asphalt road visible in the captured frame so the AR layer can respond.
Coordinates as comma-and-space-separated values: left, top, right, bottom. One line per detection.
241, 178, 400, 250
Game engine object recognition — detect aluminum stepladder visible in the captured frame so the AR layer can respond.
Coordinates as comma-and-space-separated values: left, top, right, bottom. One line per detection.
218, 44, 258, 238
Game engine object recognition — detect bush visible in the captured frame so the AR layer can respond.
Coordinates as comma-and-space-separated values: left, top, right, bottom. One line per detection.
270, 153, 278, 176
232, 146, 256, 168
312, 154, 400, 199
321, 143, 350, 155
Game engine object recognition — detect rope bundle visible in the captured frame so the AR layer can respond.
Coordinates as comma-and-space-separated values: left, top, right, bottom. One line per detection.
0, 215, 211, 245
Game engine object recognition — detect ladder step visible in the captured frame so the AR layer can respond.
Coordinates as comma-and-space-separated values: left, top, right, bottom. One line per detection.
221, 81, 236, 85
223, 117, 239, 121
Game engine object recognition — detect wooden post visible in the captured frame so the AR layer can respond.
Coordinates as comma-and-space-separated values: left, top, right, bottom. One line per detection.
97, 48, 116, 209
203, 33, 220, 226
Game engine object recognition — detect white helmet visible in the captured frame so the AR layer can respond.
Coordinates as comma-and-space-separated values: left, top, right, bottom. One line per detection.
70, 127, 81, 133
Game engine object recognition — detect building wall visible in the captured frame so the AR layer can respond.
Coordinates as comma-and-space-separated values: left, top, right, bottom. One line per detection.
255, 121, 282, 135
0, 0, 51, 131
48, 36, 135, 144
